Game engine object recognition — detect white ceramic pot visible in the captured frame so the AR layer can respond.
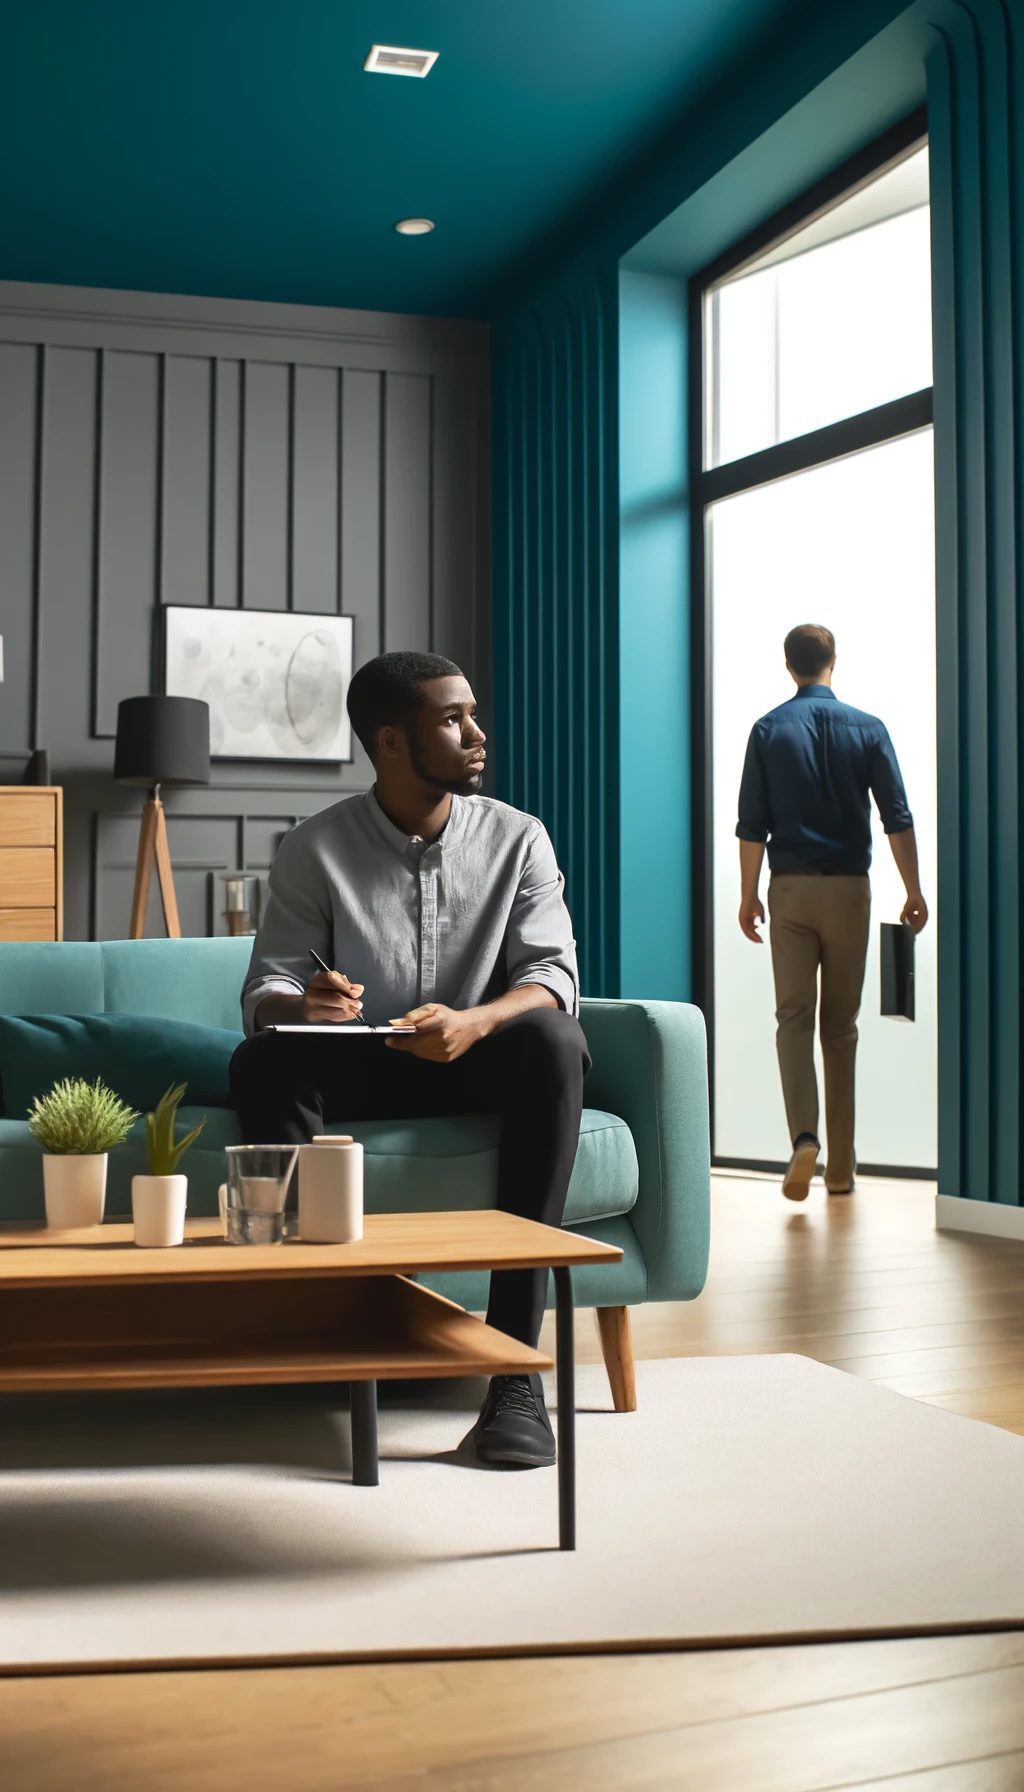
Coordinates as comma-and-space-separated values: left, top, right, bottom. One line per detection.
131, 1174, 188, 1248
42, 1153, 108, 1229
298, 1137, 363, 1243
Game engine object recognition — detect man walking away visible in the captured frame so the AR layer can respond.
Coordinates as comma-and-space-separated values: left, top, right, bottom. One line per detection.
735, 624, 928, 1202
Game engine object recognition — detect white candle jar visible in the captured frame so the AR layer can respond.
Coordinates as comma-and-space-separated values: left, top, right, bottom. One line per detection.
298, 1136, 363, 1243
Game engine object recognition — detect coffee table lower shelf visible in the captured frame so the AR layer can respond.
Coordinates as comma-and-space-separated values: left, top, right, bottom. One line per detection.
0, 1269, 580, 1550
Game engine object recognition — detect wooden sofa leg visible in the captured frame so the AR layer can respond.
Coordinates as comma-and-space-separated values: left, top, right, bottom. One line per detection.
595, 1306, 637, 1412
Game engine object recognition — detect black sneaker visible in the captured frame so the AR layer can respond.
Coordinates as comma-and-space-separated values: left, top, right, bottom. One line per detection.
471, 1372, 556, 1467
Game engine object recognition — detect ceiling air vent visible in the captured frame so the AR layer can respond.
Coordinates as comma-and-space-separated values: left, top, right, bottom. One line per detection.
364, 44, 439, 78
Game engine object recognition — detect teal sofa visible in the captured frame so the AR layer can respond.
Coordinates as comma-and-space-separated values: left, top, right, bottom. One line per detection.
0, 937, 710, 1328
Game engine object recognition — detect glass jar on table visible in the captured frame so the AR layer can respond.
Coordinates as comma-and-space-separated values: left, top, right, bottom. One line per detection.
223, 1145, 299, 1245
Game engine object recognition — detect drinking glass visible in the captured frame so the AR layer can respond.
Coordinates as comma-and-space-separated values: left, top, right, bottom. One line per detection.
224, 1145, 299, 1245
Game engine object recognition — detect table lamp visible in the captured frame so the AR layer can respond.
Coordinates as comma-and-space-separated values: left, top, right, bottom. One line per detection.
114, 695, 210, 939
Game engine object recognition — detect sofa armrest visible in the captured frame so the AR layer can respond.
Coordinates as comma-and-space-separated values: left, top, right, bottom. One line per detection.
579, 999, 710, 1303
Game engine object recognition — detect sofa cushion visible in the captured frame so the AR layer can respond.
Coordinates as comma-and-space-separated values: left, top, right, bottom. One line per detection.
0, 1014, 242, 1118
0, 943, 104, 1017
330, 1107, 639, 1226
0, 1106, 639, 1228
100, 937, 252, 1031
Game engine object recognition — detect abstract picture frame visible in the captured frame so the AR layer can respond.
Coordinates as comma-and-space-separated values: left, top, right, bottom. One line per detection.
162, 606, 354, 764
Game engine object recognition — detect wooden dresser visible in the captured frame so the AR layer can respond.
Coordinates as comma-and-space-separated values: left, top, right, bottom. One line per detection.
0, 786, 63, 941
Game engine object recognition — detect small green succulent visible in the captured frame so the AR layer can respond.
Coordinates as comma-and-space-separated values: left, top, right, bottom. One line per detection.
27, 1077, 139, 1155
145, 1083, 206, 1176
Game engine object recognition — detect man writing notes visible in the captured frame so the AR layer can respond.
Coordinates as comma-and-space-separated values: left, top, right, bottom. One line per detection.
230, 652, 588, 1467
736, 624, 928, 1202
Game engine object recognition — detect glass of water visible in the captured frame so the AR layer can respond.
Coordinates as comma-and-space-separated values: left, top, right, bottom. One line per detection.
224, 1145, 299, 1245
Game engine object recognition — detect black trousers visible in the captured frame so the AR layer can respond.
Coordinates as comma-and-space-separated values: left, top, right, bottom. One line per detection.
228, 1008, 591, 1349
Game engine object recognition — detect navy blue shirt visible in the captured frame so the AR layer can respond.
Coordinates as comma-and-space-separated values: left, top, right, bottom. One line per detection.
736, 685, 913, 875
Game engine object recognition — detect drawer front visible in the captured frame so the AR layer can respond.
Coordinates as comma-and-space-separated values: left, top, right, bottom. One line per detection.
0, 793, 57, 848
0, 907, 56, 941
0, 848, 56, 907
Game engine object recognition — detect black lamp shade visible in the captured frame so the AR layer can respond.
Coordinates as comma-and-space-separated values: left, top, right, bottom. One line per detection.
113, 696, 211, 788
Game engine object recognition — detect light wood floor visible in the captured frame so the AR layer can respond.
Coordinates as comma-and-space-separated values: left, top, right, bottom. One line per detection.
5, 1175, 1024, 1791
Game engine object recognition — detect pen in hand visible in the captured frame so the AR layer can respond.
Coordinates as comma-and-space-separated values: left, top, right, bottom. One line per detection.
307, 948, 370, 1027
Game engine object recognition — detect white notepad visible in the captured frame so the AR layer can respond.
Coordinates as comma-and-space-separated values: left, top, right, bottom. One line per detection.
264, 1023, 417, 1035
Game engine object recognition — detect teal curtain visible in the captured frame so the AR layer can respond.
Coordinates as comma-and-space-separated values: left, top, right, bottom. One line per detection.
492, 270, 621, 998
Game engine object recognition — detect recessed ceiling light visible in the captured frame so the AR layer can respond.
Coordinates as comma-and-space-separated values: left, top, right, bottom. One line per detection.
394, 218, 435, 236
364, 44, 439, 78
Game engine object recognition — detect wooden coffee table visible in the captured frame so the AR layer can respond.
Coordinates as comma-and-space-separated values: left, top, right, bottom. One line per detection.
0, 1211, 621, 1550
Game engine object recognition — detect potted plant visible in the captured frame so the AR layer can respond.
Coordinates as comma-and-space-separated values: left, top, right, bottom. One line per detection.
132, 1083, 206, 1248
28, 1077, 138, 1229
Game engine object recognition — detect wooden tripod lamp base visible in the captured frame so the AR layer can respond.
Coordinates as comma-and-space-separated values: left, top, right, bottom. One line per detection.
129, 788, 181, 940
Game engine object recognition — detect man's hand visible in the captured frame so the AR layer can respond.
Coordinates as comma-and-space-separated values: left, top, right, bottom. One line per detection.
384, 1003, 486, 1063
739, 897, 766, 943
301, 970, 365, 1024
738, 841, 766, 943
900, 891, 929, 934
889, 830, 927, 933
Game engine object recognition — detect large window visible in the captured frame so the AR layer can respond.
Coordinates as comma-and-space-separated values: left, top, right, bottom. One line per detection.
695, 119, 937, 1175
707, 148, 931, 466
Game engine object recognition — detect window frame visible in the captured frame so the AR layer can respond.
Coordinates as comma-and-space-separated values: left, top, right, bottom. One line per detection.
689, 105, 935, 1177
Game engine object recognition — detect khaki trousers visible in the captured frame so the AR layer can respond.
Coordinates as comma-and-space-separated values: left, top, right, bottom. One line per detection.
767, 873, 871, 1185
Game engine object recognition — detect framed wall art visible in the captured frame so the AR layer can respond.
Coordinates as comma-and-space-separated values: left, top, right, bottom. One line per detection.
163, 607, 354, 763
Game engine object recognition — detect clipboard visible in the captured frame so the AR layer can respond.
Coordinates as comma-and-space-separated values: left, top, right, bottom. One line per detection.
264, 1024, 417, 1035
880, 921, 915, 1021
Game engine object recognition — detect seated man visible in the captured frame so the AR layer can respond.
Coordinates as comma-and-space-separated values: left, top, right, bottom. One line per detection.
230, 650, 589, 1468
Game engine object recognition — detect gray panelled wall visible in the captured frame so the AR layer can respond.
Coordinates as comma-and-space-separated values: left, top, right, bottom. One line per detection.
0, 283, 490, 943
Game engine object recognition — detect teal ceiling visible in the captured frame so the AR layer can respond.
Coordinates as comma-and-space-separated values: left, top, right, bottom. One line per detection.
1, 0, 805, 318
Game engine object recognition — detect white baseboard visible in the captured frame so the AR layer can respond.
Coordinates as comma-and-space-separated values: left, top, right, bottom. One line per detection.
936, 1194, 1024, 1241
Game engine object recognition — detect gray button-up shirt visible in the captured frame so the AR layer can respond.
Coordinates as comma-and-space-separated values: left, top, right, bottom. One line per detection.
241, 789, 579, 1035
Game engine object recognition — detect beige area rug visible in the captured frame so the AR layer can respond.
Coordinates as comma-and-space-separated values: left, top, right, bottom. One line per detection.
1, 1355, 1022, 1672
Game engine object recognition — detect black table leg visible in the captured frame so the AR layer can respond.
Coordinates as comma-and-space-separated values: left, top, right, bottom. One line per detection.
553, 1266, 575, 1550
350, 1378, 379, 1486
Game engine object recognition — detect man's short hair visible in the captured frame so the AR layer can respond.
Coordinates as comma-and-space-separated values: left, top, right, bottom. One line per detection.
346, 651, 463, 763
784, 624, 836, 679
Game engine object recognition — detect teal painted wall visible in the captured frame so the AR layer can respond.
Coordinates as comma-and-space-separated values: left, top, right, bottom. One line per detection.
493, 0, 1024, 1206
618, 271, 690, 999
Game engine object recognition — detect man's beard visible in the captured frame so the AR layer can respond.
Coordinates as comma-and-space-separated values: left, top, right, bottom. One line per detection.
408, 734, 483, 795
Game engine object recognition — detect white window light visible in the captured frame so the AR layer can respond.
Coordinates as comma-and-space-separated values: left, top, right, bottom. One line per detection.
394, 219, 435, 236
364, 45, 439, 78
